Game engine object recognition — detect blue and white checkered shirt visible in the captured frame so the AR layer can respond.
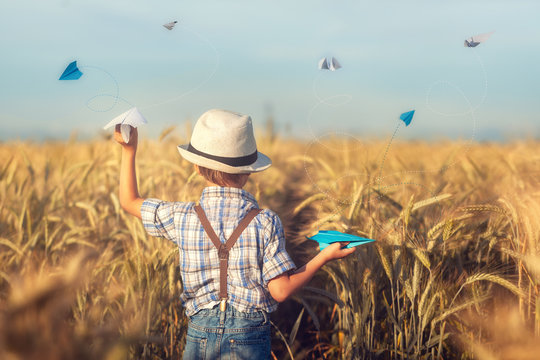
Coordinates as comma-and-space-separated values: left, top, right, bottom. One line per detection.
141, 187, 296, 316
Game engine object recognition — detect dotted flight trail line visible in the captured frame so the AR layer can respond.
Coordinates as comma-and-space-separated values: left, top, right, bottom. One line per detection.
310, 73, 353, 141
375, 48, 486, 190
80, 65, 132, 112
49, 65, 132, 130
51, 22, 219, 131
312, 72, 353, 108
139, 24, 220, 111
425, 49, 487, 117
305, 47, 488, 239
79, 24, 220, 113
376, 121, 401, 193
307, 73, 359, 151
367, 49, 484, 236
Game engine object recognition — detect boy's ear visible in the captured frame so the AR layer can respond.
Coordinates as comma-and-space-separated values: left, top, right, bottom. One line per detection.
194, 164, 202, 175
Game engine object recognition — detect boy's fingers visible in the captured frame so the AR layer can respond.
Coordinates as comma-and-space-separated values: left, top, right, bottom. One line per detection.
340, 243, 355, 254
338, 247, 356, 258
113, 125, 124, 144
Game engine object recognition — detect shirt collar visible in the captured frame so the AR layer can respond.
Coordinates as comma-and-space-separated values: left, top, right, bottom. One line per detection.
199, 186, 259, 207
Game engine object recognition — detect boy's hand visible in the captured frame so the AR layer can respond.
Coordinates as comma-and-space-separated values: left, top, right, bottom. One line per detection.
320, 242, 356, 262
114, 125, 138, 151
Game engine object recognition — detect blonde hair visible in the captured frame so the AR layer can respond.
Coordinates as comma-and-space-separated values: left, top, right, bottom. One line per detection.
195, 165, 249, 188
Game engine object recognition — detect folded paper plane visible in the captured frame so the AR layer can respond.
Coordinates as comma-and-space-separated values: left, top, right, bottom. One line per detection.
163, 21, 178, 30
318, 57, 341, 71
103, 107, 147, 143
59, 61, 83, 80
399, 110, 415, 126
307, 230, 375, 250
464, 31, 494, 47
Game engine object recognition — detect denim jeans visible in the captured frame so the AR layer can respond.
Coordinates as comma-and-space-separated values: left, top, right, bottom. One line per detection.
183, 305, 271, 360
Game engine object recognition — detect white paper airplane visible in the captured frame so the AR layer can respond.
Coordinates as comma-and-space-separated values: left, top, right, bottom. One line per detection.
318, 57, 341, 71
103, 107, 147, 143
464, 31, 494, 47
163, 21, 178, 30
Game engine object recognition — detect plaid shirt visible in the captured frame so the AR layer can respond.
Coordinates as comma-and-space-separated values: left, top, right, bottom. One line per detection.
141, 187, 296, 316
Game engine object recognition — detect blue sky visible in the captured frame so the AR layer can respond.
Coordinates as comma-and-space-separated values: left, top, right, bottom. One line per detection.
0, 0, 539, 141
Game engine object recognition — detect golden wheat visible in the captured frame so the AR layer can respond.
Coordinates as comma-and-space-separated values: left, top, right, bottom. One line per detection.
0, 137, 539, 359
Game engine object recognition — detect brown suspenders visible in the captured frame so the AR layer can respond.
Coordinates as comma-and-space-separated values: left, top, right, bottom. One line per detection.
193, 205, 262, 311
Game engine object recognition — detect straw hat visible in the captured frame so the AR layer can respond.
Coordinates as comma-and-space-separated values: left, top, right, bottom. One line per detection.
177, 109, 272, 174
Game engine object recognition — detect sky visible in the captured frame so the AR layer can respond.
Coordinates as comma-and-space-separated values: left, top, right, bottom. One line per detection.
0, 0, 539, 142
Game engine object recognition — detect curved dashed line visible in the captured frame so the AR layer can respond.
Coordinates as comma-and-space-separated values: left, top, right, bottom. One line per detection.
139, 24, 220, 110
376, 122, 401, 192
306, 103, 365, 151
425, 48, 487, 117
79, 65, 122, 113
312, 72, 353, 107
305, 48, 488, 237
55, 22, 220, 128
368, 49, 483, 204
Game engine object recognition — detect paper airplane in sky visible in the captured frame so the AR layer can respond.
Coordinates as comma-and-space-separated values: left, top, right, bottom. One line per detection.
59, 61, 83, 80
318, 57, 341, 71
163, 21, 178, 30
307, 230, 375, 251
400, 110, 415, 126
103, 107, 147, 143
464, 31, 494, 47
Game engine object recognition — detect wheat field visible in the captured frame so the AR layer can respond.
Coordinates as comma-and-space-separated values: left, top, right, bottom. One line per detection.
0, 132, 539, 359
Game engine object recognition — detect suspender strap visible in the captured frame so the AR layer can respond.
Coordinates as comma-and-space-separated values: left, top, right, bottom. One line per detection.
193, 205, 262, 302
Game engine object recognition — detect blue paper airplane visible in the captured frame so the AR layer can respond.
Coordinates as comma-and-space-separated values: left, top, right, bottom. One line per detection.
307, 230, 375, 250
59, 61, 83, 80
399, 110, 415, 126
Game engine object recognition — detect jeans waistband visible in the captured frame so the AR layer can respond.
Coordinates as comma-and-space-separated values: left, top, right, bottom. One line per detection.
191, 304, 269, 324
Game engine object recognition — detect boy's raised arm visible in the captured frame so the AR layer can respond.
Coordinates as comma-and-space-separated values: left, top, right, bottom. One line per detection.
115, 125, 144, 219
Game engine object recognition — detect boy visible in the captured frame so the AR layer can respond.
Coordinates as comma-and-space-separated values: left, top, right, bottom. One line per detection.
115, 109, 355, 359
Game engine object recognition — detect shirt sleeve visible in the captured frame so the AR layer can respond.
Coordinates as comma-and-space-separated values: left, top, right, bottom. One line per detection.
140, 198, 178, 243
261, 212, 296, 285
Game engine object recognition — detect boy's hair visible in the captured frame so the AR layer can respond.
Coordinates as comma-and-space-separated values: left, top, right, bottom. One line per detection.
196, 165, 249, 187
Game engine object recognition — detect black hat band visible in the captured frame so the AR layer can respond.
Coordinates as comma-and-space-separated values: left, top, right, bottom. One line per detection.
187, 143, 258, 167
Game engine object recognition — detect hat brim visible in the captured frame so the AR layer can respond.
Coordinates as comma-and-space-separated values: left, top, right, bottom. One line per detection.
177, 144, 272, 174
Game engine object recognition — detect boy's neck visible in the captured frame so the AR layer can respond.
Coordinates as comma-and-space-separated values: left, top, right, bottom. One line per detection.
206, 181, 245, 189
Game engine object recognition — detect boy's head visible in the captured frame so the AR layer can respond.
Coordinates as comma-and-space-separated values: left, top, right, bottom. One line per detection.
178, 109, 272, 177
